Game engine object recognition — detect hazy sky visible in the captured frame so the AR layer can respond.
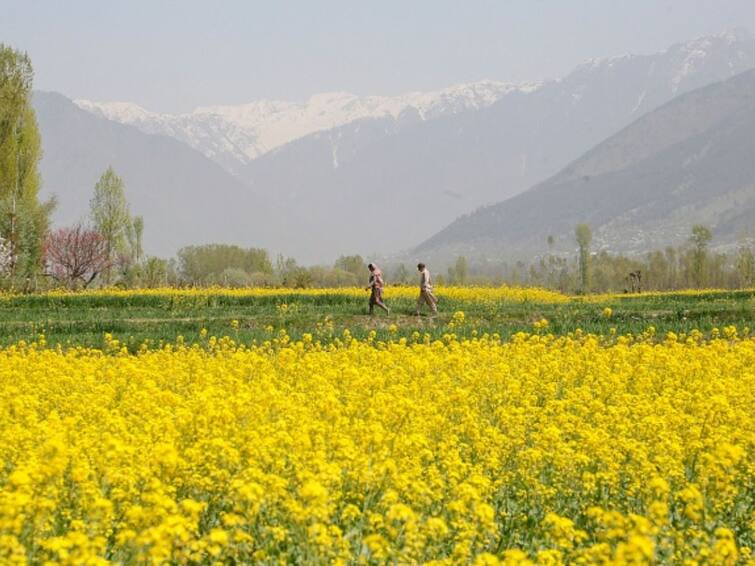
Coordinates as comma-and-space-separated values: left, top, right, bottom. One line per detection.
3, 0, 755, 112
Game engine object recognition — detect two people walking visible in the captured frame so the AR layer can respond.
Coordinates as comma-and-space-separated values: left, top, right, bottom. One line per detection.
366, 262, 437, 316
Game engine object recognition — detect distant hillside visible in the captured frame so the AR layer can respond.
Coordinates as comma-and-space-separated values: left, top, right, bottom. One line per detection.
416, 69, 755, 259
47, 30, 755, 263
33, 92, 273, 257
236, 29, 755, 261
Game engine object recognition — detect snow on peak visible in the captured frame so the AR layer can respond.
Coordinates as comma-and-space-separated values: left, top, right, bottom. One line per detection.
75, 80, 535, 168
564, 28, 755, 96
74, 100, 156, 122
667, 28, 755, 92
73, 28, 754, 173
715, 27, 752, 45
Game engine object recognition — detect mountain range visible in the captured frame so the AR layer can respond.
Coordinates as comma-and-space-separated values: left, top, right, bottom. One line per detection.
34, 29, 755, 262
417, 68, 755, 259
34, 92, 273, 257
74, 81, 526, 174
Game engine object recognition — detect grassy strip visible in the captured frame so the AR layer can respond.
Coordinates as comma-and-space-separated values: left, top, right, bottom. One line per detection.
0, 288, 752, 349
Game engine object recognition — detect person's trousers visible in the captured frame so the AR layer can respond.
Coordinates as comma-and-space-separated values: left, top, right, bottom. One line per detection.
370, 288, 388, 313
416, 290, 437, 313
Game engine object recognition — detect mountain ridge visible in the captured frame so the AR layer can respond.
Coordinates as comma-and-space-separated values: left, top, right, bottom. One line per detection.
37, 28, 755, 263
231, 28, 755, 261
73, 28, 754, 177
34, 91, 275, 258
74, 80, 530, 173
415, 68, 755, 260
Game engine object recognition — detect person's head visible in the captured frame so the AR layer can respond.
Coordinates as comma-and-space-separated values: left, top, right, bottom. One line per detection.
368, 263, 375, 272
417, 262, 425, 271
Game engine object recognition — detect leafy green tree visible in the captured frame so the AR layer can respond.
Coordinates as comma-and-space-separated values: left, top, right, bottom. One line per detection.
141, 257, 169, 288
575, 224, 592, 294
178, 244, 273, 285
90, 167, 131, 284
334, 255, 366, 277
689, 225, 712, 288
0, 44, 54, 283
307, 266, 358, 288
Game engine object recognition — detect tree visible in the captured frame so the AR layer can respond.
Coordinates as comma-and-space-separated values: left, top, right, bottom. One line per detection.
90, 167, 131, 284
141, 257, 169, 288
178, 244, 273, 285
44, 225, 109, 289
689, 224, 712, 288
575, 223, 592, 294
454, 256, 468, 285
334, 255, 366, 277
664, 246, 678, 289
129, 215, 144, 264
735, 244, 754, 288
447, 256, 469, 284
0, 44, 54, 282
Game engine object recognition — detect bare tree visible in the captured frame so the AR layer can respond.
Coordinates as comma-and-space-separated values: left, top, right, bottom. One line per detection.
0, 237, 13, 276
44, 225, 109, 289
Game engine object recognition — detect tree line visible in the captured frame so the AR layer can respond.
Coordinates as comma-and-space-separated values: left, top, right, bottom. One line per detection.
446, 224, 754, 293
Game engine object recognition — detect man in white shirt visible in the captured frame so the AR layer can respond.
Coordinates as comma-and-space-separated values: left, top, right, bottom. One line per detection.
415, 262, 438, 316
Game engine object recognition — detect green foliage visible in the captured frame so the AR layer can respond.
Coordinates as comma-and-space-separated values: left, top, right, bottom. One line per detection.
90, 167, 131, 283
0, 44, 54, 282
217, 267, 254, 288
736, 245, 754, 288
128, 215, 144, 264
575, 224, 592, 294
0, 288, 752, 349
178, 244, 273, 285
689, 224, 712, 288
141, 257, 171, 288
307, 266, 359, 287
690, 224, 713, 248
447, 255, 469, 285
334, 255, 366, 277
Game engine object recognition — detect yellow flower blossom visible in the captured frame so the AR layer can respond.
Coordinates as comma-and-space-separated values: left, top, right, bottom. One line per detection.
0, 327, 751, 562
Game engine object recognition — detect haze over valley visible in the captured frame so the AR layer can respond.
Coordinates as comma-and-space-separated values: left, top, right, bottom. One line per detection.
32, 29, 755, 263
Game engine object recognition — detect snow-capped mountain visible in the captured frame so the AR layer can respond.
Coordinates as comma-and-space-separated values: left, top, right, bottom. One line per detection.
75, 81, 535, 173
42, 28, 755, 262
231, 28, 755, 262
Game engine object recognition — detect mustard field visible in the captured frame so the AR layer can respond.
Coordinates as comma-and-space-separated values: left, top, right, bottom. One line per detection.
0, 288, 753, 564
